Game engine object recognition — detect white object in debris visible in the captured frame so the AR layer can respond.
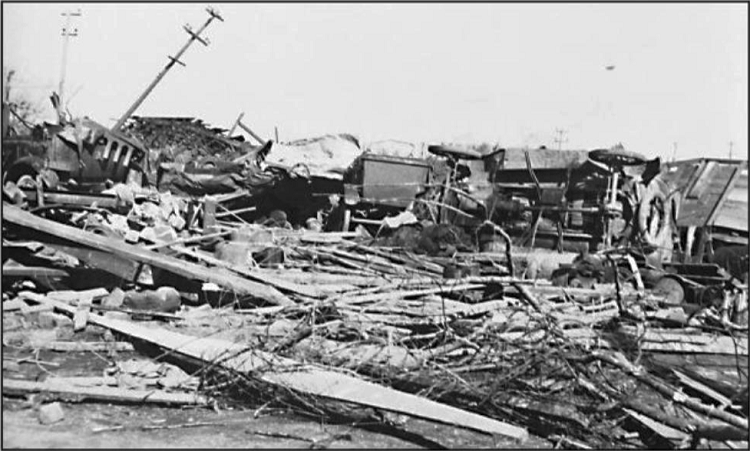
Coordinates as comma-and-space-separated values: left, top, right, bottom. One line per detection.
202, 282, 220, 292
124, 229, 140, 243
382, 210, 418, 229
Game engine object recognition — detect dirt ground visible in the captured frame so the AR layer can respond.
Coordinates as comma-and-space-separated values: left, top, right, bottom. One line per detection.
1, 398, 551, 449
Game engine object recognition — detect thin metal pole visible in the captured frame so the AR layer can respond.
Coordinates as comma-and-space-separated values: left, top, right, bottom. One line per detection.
112, 8, 223, 131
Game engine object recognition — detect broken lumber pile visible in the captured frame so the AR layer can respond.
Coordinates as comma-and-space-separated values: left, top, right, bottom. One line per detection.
2, 196, 748, 449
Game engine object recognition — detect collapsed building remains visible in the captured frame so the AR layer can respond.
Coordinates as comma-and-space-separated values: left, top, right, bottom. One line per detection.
2, 8, 747, 447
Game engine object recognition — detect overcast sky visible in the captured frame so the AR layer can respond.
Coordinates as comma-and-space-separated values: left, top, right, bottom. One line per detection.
3, 2, 747, 160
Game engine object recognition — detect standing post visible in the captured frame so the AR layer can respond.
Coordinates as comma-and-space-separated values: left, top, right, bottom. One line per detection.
58, 9, 81, 124
4, 70, 14, 103
112, 7, 223, 131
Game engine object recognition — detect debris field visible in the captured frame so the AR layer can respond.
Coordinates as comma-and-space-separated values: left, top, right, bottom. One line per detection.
2, 7, 748, 449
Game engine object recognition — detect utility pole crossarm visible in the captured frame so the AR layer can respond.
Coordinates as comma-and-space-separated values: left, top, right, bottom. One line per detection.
112, 8, 223, 132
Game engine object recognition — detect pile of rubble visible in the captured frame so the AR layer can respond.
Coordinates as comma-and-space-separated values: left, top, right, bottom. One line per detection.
3, 3, 747, 442
2, 163, 748, 448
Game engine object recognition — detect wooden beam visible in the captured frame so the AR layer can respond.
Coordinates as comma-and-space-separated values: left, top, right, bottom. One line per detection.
41, 241, 141, 281
23, 292, 529, 442
4, 206, 293, 306
143, 229, 232, 251
672, 369, 735, 409
228, 111, 244, 136
28, 341, 135, 352
2, 378, 208, 406
1, 266, 70, 279
237, 121, 266, 145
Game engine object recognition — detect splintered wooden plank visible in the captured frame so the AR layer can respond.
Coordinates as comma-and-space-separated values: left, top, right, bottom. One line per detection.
623, 408, 689, 441
341, 283, 485, 306
24, 292, 528, 442
31, 341, 135, 352
618, 327, 749, 355
4, 206, 293, 306
672, 369, 735, 409
2, 378, 207, 406
1, 265, 70, 279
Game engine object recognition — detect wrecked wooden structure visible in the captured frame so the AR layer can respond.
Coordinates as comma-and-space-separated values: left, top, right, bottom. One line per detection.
2, 5, 747, 444
3, 156, 748, 447
3, 100, 748, 448
662, 158, 748, 273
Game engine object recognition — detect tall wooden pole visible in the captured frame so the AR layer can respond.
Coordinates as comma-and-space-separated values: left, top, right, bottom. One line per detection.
58, 9, 81, 123
112, 7, 223, 131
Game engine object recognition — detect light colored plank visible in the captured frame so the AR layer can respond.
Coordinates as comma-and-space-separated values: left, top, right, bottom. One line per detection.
2, 378, 207, 406
4, 206, 293, 306
672, 369, 734, 409
23, 292, 529, 442
623, 408, 689, 441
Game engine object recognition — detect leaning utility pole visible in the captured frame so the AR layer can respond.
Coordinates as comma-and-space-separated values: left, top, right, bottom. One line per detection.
112, 7, 223, 131
58, 9, 81, 123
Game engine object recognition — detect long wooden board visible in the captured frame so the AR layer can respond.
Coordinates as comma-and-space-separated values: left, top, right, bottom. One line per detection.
3, 206, 293, 306
3, 378, 207, 406
23, 292, 528, 442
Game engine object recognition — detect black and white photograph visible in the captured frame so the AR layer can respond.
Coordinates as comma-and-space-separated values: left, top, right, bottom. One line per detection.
1, 1, 748, 448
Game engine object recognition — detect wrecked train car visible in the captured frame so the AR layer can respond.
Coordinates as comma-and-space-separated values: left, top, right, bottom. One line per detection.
438, 145, 671, 259
2, 117, 148, 190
